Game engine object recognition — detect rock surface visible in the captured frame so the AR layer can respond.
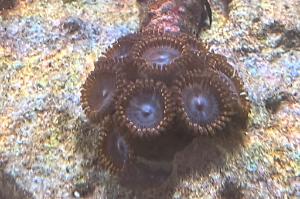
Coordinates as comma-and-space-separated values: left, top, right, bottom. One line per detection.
0, 0, 299, 198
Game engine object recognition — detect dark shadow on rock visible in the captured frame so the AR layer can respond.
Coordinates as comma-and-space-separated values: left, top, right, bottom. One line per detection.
119, 159, 173, 189
0, 0, 16, 11
0, 161, 33, 199
219, 177, 244, 199
74, 118, 245, 198
74, 120, 102, 165
74, 119, 178, 198
114, 125, 245, 198
173, 126, 245, 180
129, 128, 194, 162
265, 91, 296, 113
73, 120, 102, 197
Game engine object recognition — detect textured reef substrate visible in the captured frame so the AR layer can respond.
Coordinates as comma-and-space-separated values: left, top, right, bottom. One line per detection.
0, 0, 299, 198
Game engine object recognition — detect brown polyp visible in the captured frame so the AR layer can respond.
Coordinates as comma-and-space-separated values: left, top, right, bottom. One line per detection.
116, 79, 175, 139
104, 33, 139, 60
98, 116, 133, 174
131, 34, 189, 79
80, 58, 119, 122
173, 70, 237, 136
205, 53, 251, 115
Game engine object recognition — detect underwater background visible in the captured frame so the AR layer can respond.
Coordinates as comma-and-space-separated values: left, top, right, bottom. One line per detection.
0, 0, 299, 198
